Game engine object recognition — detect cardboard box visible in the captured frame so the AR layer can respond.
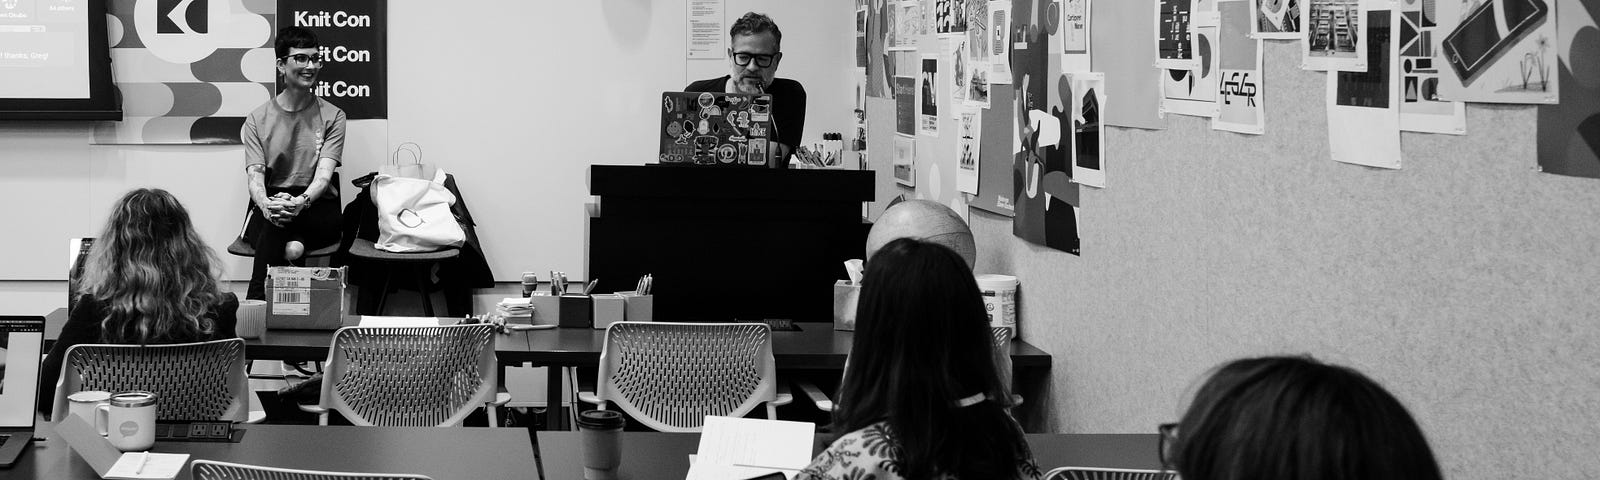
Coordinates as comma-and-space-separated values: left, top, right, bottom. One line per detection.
266, 266, 354, 330
833, 280, 860, 331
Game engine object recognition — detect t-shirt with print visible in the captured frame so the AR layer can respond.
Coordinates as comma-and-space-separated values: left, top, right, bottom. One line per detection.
242, 96, 347, 198
796, 422, 1041, 480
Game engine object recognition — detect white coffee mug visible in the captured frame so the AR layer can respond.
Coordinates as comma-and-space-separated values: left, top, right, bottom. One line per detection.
66, 390, 112, 434
237, 299, 268, 339
96, 391, 157, 451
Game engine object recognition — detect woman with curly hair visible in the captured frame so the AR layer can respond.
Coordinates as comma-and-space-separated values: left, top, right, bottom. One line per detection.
796, 238, 1038, 480
38, 188, 238, 416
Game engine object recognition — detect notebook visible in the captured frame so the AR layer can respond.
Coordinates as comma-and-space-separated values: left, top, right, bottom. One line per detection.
0, 316, 45, 468
658, 91, 777, 167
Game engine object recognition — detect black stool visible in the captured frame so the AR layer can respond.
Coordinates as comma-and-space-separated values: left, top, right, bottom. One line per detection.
347, 238, 459, 317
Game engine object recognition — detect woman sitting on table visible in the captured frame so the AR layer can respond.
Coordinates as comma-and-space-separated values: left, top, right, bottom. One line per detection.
797, 238, 1039, 480
1162, 356, 1445, 480
38, 188, 238, 416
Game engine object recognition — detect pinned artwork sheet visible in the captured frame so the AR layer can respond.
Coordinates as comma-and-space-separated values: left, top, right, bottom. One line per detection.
1396, 0, 1466, 134
1434, 0, 1559, 104
685, 416, 815, 480
989, 1, 1013, 84
1327, 2, 1401, 169
1250, 0, 1303, 39
1214, 0, 1267, 134
1161, 0, 1222, 118
1300, 0, 1369, 72
957, 107, 983, 194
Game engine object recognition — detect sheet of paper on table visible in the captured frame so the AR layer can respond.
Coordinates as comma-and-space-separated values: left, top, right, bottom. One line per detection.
685, 416, 816, 480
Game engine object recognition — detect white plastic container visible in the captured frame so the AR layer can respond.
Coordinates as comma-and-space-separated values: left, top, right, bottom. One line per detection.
975, 274, 1018, 340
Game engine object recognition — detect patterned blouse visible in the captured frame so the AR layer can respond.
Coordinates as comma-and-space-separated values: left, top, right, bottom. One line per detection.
795, 422, 1041, 480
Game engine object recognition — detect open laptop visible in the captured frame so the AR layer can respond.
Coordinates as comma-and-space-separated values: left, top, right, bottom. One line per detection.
658, 91, 776, 166
0, 316, 45, 468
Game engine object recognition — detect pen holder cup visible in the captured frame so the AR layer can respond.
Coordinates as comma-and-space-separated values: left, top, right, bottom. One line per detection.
592, 294, 627, 330
559, 294, 593, 328
833, 280, 860, 331
617, 291, 654, 322
527, 294, 561, 327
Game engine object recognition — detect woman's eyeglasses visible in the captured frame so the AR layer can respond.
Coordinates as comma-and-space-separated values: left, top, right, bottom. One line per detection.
279, 54, 325, 66
731, 52, 777, 68
1157, 422, 1179, 472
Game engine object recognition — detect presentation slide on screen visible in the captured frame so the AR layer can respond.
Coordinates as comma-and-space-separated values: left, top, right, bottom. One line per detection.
0, 0, 89, 99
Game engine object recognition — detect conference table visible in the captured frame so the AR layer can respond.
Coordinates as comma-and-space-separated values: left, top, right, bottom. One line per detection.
43, 310, 1054, 431
11, 422, 536, 479
536, 431, 1161, 480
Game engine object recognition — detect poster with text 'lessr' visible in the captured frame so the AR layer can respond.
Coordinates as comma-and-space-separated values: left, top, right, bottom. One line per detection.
1215, 0, 1266, 134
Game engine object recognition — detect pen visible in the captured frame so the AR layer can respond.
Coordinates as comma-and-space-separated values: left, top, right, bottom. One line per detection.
583, 278, 598, 295
135, 451, 149, 475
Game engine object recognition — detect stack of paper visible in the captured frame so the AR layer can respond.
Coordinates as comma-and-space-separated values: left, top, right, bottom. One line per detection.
496, 297, 534, 320
685, 416, 816, 480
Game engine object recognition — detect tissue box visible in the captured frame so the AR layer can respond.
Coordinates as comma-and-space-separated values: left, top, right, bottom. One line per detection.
267, 266, 354, 330
592, 294, 626, 329
833, 280, 860, 331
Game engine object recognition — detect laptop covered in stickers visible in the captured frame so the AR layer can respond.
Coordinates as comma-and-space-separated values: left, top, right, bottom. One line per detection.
658, 91, 776, 167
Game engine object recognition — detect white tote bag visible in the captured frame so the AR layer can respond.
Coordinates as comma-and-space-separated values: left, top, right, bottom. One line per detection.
372, 167, 466, 252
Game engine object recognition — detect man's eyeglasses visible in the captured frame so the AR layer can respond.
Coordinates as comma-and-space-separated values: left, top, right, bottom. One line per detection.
731, 52, 777, 68
279, 54, 325, 66
1157, 423, 1179, 472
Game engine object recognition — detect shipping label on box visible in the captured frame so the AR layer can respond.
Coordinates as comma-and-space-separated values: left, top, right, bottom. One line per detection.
267, 266, 351, 330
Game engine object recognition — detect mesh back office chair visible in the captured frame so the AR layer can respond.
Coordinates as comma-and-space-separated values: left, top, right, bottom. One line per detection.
795, 326, 1021, 413
1043, 467, 1175, 480
302, 324, 501, 427
51, 338, 251, 423
577, 322, 790, 432
192, 460, 433, 480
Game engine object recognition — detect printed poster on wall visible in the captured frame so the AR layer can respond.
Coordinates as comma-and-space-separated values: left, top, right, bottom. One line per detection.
894, 134, 917, 186
1093, 0, 1165, 129
895, 75, 917, 135
92, 0, 276, 144
1062, 0, 1092, 72
950, 35, 970, 106
1157, 0, 1202, 70
1536, 0, 1600, 178
990, 1, 1013, 83
280, 0, 387, 120
686, 0, 725, 59
1251, 0, 1301, 39
1327, 3, 1401, 169
1397, 0, 1466, 135
1435, 0, 1559, 104
1070, 72, 1106, 188
919, 56, 940, 136
971, 84, 1017, 215
1012, 0, 1080, 254
1215, 0, 1267, 134
892, 0, 923, 51
1301, 0, 1367, 72
967, 0, 993, 107
958, 108, 983, 194
858, 2, 870, 67
937, 0, 971, 35
1161, 0, 1221, 118
867, 0, 892, 98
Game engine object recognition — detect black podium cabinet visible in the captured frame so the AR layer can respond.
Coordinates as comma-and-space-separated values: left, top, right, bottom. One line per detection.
588, 165, 875, 323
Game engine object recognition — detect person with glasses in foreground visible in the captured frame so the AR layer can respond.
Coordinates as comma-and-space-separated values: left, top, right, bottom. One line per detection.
239, 26, 347, 301
684, 12, 807, 168
1160, 356, 1445, 480
796, 238, 1039, 480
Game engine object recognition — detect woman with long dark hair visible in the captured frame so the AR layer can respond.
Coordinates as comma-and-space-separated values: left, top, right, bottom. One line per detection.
797, 238, 1037, 480
38, 188, 238, 415
1163, 356, 1445, 480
